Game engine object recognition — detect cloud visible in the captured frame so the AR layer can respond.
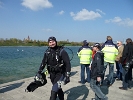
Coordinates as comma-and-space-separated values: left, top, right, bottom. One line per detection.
0, 1, 3, 8
105, 17, 133, 27
21, 0, 53, 11
42, 28, 53, 32
70, 9, 102, 21
96, 9, 106, 15
59, 10, 64, 15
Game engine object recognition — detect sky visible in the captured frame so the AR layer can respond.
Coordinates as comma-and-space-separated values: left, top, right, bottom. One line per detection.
0, 0, 133, 43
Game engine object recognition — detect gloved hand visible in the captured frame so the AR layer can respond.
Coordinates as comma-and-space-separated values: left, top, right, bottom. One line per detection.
63, 72, 70, 85
34, 72, 42, 81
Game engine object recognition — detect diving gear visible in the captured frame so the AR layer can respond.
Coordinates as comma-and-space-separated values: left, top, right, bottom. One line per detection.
25, 72, 47, 92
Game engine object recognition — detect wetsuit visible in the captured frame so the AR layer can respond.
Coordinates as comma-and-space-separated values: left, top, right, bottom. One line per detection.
38, 46, 71, 100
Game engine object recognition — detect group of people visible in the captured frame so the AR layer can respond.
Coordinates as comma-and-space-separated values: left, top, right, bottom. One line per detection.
77, 36, 133, 100
35, 36, 133, 100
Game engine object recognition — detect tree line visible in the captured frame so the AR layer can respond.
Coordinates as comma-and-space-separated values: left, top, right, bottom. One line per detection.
0, 38, 96, 46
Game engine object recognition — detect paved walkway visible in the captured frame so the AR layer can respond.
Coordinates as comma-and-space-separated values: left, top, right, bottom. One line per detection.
0, 66, 133, 100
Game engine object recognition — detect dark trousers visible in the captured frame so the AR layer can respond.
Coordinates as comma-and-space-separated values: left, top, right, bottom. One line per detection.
50, 72, 65, 100
122, 66, 132, 89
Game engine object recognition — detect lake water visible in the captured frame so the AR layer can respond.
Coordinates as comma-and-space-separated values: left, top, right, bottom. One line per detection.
0, 46, 80, 84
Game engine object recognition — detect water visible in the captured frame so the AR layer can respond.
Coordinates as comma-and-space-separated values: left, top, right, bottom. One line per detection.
0, 46, 80, 84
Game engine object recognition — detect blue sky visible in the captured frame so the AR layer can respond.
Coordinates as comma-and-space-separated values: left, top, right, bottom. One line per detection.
0, 0, 133, 43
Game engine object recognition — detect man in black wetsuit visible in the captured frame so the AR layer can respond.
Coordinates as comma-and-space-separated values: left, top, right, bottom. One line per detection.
37, 36, 71, 100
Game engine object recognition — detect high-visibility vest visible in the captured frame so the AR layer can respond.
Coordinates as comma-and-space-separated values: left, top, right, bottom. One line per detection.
101, 45, 118, 63
78, 48, 92, 64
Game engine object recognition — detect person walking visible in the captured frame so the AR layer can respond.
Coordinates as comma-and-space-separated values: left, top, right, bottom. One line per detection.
36, 36, 71, 100
77, 40, 92, 84
90, 43, 108, 100
119, 38, 133, 90
115, 41, 124, 81
101, 36, 118, 86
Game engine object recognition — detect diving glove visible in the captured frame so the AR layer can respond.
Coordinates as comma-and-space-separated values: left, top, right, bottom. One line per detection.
63, 72, 70, 85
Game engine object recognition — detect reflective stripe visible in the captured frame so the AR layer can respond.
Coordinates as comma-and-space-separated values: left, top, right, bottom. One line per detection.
78, 47, 92, 64
103, 51, 116, 53
102, 46, 118, 63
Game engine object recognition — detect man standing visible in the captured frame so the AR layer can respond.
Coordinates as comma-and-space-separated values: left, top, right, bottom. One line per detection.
77, 40, 92, 84
119, 38, 133, 90
101, 36, 118, 86
115, 41, 124, 81
37, 36, 71, 100
90, 43, 108, 100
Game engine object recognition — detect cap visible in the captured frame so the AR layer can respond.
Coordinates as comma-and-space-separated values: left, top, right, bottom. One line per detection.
83, 40, 88, 46
48, 36, 57, 42
93, 43, 101, 49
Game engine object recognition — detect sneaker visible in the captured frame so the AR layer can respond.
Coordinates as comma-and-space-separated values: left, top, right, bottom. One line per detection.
119, 87, 127, 90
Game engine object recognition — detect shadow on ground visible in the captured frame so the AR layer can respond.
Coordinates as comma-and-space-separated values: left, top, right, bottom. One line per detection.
0, 82, 24, 93
64, 85, 89, 100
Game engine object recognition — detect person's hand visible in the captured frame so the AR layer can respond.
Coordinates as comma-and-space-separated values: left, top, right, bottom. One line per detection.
97, 77, 101, 82
63, 72, 70, 85
35, 73, 42, 81
89, 65, 91, 70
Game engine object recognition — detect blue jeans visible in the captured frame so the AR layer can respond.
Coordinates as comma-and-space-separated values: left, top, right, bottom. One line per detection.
122, 67, 132, 89
90, 79, 108, 100
116, 61, 123, 80
102, 62, 114, 85
80, 64, 91, 84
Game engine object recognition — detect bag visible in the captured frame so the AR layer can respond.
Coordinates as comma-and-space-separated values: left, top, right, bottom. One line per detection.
124, 56, 133, 70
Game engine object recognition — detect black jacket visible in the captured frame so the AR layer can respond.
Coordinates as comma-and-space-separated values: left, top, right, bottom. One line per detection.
121, 43, 133, 64
91, 51, 104, 79
38, 46, 71, 73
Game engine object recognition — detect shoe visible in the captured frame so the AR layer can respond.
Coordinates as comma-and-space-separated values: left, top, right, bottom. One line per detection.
128, 86, 132, 89
91, 98, 96, 100
108, 84, 112, 87
78, 81, 85, 84
119, 87, 127, 90
116, 78, 121, 81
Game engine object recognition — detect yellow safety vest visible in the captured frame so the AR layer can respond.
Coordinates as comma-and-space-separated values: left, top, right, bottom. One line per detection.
101, 45, 118, 63
78, 48, 92, 64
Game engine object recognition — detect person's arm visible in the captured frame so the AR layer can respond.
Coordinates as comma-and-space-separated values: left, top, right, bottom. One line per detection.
121, 45, 128, 63
96, 53, 104, 77
61, 50, 71, 72
38, 52, 47, 74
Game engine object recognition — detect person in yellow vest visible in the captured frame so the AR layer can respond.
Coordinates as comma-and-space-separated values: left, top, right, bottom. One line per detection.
77, 40, 92, 84
101, 36, 118, 86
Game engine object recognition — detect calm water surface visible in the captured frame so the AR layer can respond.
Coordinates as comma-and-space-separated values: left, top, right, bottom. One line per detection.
0, 46, 80, 84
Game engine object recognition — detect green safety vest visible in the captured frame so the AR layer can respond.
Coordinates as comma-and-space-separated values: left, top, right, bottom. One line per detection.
78, 48, 92, 64
101, 45, 118, 63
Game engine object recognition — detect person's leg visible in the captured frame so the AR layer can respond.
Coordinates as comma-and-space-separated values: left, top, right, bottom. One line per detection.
80, 64, 85, 84
127, 67, 132, 89
90, 79, 107, 100
115, 61, 120, 79
50, 73, 64, 100
121, 68, 128, 90
57, 88, 64, 100
119, 63, 123, 80
107, 63, 114, 85
86, 64, 91, 83
101, 62, 108, 84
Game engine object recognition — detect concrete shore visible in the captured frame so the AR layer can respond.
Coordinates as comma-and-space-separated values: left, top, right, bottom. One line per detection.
0, 66, 133, 100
